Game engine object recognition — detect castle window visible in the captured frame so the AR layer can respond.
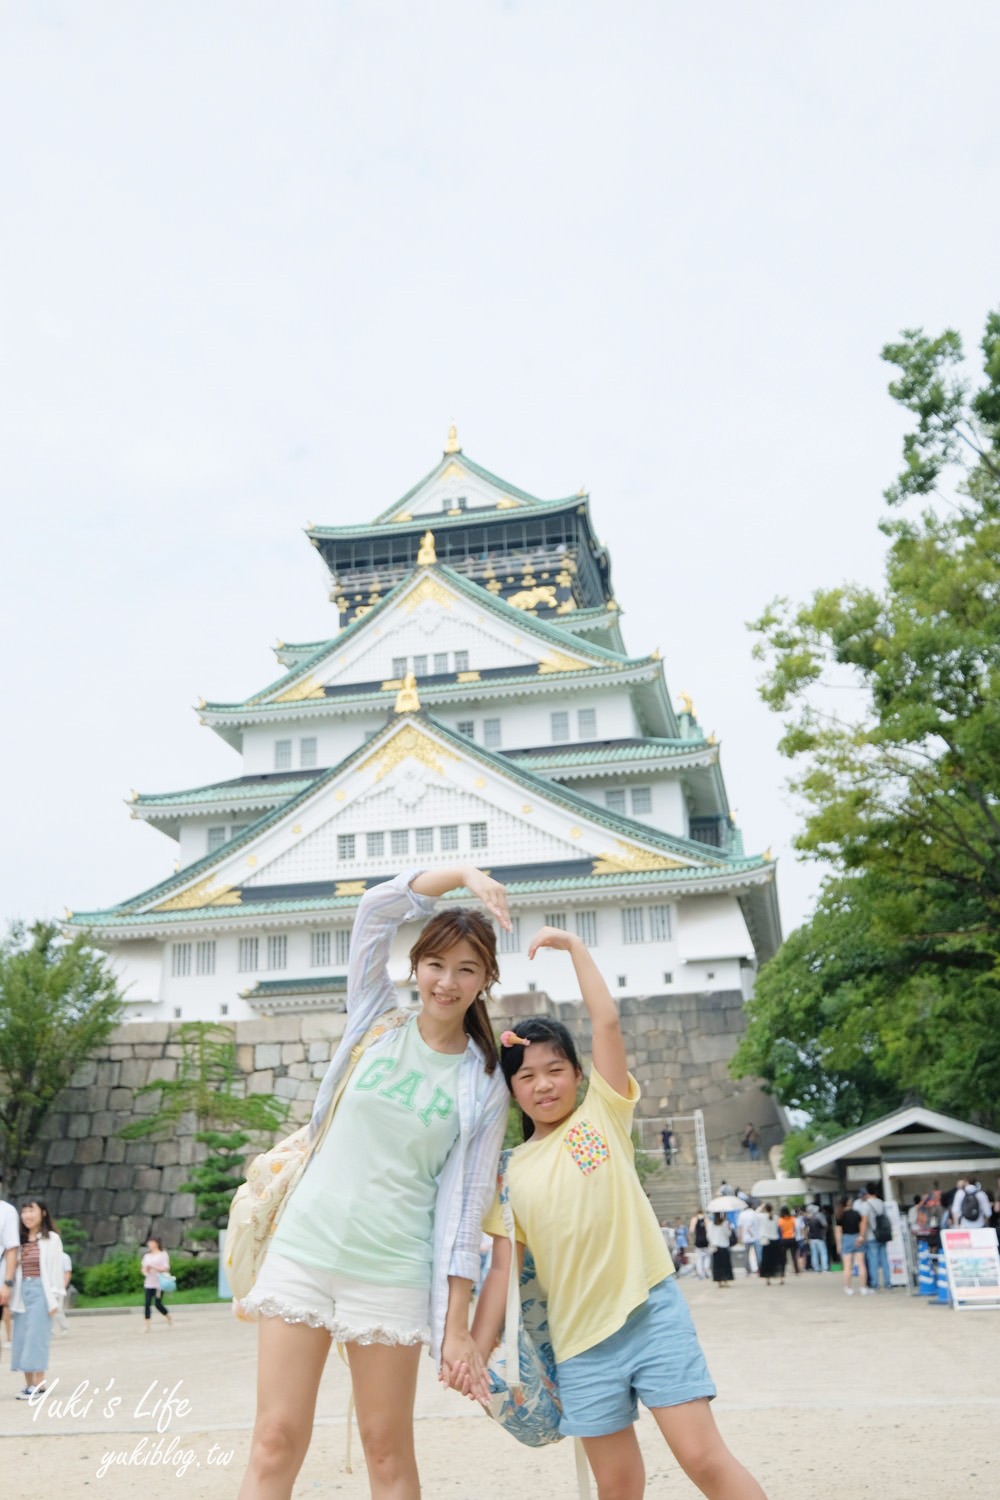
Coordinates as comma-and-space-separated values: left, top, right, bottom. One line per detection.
544, 911, 568, 930
483, 718, 502, 749
311, 931, 331, 967
454, 650, 469, 673
470, 822, 488, 849
622, 907, 645, 944
577, 708, 597, 739
550, 711, 570, 742
267, 935, 288, 970
367, 831, 385, 858
433, 653, 449, 674
195, 940, 216, 976
413, 655, 428, 677
457, 720, 475, 738
605, 789, 626, 814
631, 786, 652, 815
274, 739, 292, 771
649, 905, 672, 941
616, 975, 627, 988
300, 737, 318, 768
392, 656, 407, 679
238, 937, 259, 973
336, 929, 351, 964
416, 827, 434, 854
392, 829, 410, 856
575, 910, 598, 946
171, 943, 192, 978
207, 827, 227, 853
337, 834, 356, 861
440, 825, 459, 851
498, 916, 521, 954
220, 1003, 229, 1016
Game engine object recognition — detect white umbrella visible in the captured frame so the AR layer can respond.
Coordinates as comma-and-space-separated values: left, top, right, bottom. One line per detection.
707, 1195, 745, 1213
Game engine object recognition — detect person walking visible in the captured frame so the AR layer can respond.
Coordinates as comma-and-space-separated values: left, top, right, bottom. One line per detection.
689, 1210, 712, 1280
140, 1236, 173, 1331
236, 864, 511, 1500
708, 1213, 734, 1289
11, 1199, 64, 1398
776, 1206, 799, 1276
737, 1201, 761, 1276
757, 1205, 783, 1286
661, 1127, 677, 1167
740, 1124, 761, 1163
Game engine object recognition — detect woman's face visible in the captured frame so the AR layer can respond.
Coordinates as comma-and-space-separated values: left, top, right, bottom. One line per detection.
414, 938, 487, 1024
21, 1203, 42, 1232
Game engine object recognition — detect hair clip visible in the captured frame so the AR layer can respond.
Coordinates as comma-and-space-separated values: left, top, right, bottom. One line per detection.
500, 1030, 530, 1049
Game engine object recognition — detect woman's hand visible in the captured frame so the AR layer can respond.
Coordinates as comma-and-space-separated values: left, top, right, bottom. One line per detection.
439, 1328, 491, 1406
462, 867, 512, 932
527, 925, 580, 958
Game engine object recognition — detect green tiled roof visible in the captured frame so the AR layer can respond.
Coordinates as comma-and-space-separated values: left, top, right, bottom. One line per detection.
507, 739, 714, 770
135, 774, 319, 810
360, 451, 583, 527
242, 974, 347, 996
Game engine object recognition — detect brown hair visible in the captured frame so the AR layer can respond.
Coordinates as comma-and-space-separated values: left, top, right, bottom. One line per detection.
408, 908, 499, 1074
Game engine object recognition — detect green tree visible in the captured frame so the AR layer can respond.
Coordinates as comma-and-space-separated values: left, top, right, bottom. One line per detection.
0, 922, 124, 1177
181, 1128, 254, 1246
733, 310, 1000, 1129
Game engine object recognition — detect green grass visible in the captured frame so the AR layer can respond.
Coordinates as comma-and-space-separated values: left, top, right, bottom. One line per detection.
72, 1286, 228, 1309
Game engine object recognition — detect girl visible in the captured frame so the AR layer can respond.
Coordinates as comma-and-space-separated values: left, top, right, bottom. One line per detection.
11, 1199, 64, 1400
757, 1205, 783, 1286
237, 865, 511, 1500
468, 927, 767, 1500
835, 1196, 870, 1297
708, 1214, 733, 1289
776, 1206, 799, 1276
140, 1236, 173, 1331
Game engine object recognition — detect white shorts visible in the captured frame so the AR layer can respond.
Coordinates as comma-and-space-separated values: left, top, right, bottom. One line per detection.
237, 1250, 430, 1346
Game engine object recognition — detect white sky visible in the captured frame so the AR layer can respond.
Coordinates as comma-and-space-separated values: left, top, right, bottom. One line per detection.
3, 1, 998, 936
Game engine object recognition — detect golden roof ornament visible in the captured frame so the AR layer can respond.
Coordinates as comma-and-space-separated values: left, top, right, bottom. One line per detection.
444, 422, 461, 454
679, 691, 695, 716
394, 671, 421, 714
417, 530, 437, 565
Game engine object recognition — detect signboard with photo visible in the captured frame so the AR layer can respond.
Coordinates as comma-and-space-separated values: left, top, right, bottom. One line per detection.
940, 1227, 1000, 1311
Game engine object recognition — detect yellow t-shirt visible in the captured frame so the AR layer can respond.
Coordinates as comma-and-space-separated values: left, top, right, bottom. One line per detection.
483, 1067, 673, 1363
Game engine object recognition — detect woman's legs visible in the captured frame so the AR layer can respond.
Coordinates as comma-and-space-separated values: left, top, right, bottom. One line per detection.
237, 1317, 333, 1500
346, 1342, 422, 1500
653, 1399, 767, 1499
580, 1427, 646, 1500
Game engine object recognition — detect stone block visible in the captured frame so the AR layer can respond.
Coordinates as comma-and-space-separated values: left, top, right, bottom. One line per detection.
178, 1137, 198, 1165
281, 1042, 305, 1064
119, 1059, 149, 1088
103, 1137, 127, 1164
255, 1043, 282, 1069
109, 1044, 134, 1060
111, 1189, 140, 1216
234, 1017, 291, 1044
153, 1141, 180, 1168
92, 1218, 119, 1247
79, 1164, 106, 1189
96, 1061, 122, 1087
236, 1045, 255, 1072
170, 1193, 197, 1218
160, 1166, 188, 1194
133, 1167, 162, 1192
246, 1071, 274, 1095
74, 1137, 106, 1165
38, 1113, 67, 1141
133, 1043, 166, 1059
107, 1164, 134, 1190
689, 1034, 738, 1065
288, 1062, 313, 1080
133, 1091, 161, 1115
274, 1076, 300, 1100
55, 1187, 85, 1211
145, 1059, 178, 1083
109, 1087, 133, 1110
164, 1044, 186, 1058
91, 1111, 117, 1136
68, 1115, 92, 1140
91, 1190, 115, 1216
307, 1041, 330, 1063
70, 1060, 98, 1087
85, 1086, 111, 1112
142, 1192, 167, 1216
125, 1141, 152, 1164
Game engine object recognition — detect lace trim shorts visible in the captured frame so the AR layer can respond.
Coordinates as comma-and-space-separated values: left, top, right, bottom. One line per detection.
237, 1249, 431, 1346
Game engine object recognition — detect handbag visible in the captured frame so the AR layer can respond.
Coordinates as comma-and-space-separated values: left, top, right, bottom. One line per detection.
225, 1009, 408, 1300
159, 1271, 177, 1294
485, 1150, 564, 1447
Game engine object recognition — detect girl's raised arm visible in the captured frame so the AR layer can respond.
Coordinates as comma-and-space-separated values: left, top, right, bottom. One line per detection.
526, 927, 629, 1095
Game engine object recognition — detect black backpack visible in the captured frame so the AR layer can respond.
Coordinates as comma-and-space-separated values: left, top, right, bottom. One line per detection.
694, 1217, 709, 1248
962, 1189, 981, 1223
873, 1207, 893, 1243
808, 1213, 826, 1241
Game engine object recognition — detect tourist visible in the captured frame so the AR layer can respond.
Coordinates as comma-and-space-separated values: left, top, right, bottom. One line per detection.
952, 1178, 991, 1228
236, 865, 511, 1500
776, 1206, 799, 1276
757, 1204, 783, 1286
11, 1199, 64, 1399
858, 1184, 892, 1291
737, 1200, 761, 1275
806, 1205, 829, 1274
140, 1236, 173, 1331
708, 1213, 735, 1289
689, 1210, 712, 1280
740, 1123, 761, 1162
0, 1172, 17, 1349
835, 1196, 871, 1296
661, 1126, 677, 1167
468, 925, 768, 1500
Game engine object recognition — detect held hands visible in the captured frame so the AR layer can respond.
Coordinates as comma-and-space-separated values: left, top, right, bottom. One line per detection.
439, 1328, 491, 1407
463, 867, 512, 932
527, 925, 582, 959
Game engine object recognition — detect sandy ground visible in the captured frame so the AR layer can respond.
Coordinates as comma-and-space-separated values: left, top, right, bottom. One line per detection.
2, 1271, 998, 1498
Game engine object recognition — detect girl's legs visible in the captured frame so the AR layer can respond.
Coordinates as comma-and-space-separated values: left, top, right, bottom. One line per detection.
346, 1342, 422, 1500
143, 1287, 155, 1325
653, 1399, 767, 1499
237, 1317, 332, 1500
580, 1427, 646, 1500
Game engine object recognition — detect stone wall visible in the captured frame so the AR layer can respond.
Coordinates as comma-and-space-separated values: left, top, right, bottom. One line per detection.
20, 989, 780, 1263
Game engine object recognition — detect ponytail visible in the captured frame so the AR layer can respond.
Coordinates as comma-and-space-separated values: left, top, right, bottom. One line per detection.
464, 995, 499, 1074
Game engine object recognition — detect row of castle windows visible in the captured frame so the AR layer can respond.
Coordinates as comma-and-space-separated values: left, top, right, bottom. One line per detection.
336, 824, 488, 861
392, 651, 470, 679
168, 903, 673, 981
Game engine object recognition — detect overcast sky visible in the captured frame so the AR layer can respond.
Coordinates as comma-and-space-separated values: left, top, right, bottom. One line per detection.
3, 1, 998, 938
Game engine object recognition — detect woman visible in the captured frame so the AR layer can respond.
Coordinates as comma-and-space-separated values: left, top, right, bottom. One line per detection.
776, 1206, 799, 1276
757, 1204, 783, 1285
708, 1212, 734, 1288
835, 1196, 870, 1296
11, 1199, 64, 1399
237, 865, 511, 1500
140, 1236, 173, 1331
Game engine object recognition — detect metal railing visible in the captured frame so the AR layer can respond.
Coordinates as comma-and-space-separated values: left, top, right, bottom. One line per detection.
636, 1110, 713, 1210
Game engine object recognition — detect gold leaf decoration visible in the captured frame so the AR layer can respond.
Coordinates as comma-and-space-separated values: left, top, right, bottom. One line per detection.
404, 574, 453, 612
154, 877, 242, 912
456, 670, 481, 682
417, 530, 437, 565
359, 724, 458, 782
335, 880, 367, 896
495, 497, 522, 509
591, 842, 685, 876
508, 585, 557, 612
537, 650, 587, 674
273, 674, 326, 704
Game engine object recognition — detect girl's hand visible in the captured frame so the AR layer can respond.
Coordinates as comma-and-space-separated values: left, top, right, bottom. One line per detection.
463, 867, 512, 932
440, 1329, 490, 1406
527, 925, 580, 958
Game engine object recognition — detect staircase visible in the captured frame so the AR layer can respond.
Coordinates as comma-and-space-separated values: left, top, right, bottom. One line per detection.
641, 1154, 762, 1227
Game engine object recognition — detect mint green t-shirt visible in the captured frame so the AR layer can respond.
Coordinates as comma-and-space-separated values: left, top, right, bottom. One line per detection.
271, 1017, 463, 1288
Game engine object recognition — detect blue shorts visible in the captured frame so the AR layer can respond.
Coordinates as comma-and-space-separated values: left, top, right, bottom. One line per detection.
841, 1233, 860, 1254
555, 1276, 716, 1437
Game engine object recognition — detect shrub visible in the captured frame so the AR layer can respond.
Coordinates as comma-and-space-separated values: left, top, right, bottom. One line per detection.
81, 1257, 144, 1296
174, 1256, 219, 1289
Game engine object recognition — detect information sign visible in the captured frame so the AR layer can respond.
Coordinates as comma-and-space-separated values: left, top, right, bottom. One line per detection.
940, 1227, 1000, 1311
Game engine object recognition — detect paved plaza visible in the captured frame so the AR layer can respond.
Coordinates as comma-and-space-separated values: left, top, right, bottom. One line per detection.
2, 1273, 997, 1497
